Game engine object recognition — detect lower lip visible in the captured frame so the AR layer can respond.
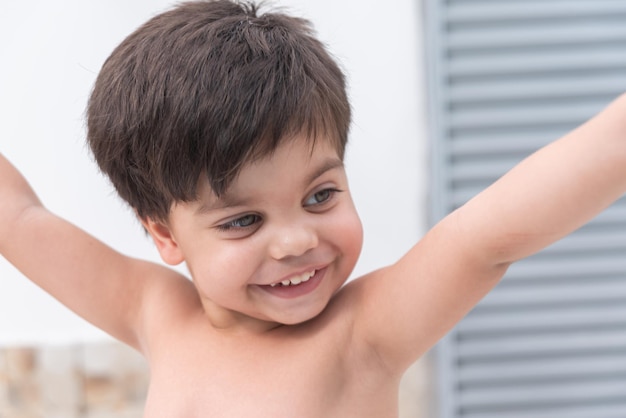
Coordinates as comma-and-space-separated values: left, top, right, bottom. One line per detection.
259, 268, 325, 299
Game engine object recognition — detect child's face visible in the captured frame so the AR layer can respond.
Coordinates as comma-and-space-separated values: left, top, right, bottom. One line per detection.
163, 136, 363, 331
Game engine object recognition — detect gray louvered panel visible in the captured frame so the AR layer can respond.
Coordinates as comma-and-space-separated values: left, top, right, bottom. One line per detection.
503, 255, 626, 281
460, 378, 626, 412
450, 157, 524, 183
449, 76, 626, 104
448, 48, 626, 79
448, 101, 607, 131
450, 126, 577, 145
446, 1, 626, 23
457, 329, 626, 360
459, 354, 626, 384
478, 277, 626, 309
458, 305, 626, 336
540, 228, 626, 254
463, 404, 626, 418
451, 188, 626, 213
449, 135, 552, 156
448, 23, 626, 51
428, 1, 626, 417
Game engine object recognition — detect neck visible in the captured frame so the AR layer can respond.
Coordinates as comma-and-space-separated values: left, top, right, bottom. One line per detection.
200, 298, 284, 335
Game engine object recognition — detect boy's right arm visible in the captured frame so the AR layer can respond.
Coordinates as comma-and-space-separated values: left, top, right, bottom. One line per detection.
0, 153, 185, 352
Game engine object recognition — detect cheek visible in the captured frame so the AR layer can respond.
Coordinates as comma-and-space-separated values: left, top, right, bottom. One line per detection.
188, 241, 262, 288
218, 244, 262, 274
329, 207, 364, 261
346, 216, 364, 260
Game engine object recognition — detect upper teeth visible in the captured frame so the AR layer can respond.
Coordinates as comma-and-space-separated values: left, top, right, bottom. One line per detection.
271, 271, 315, 287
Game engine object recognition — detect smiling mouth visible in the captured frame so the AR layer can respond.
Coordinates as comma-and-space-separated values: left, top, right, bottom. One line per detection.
269, 270, 315, 287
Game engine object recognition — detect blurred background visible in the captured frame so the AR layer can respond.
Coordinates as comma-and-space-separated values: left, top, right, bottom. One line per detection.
2, 0, 626, 417
0, 0, 427, 416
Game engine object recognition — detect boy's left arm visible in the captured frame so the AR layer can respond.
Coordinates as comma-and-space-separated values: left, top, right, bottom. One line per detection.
349, 93, 626, 372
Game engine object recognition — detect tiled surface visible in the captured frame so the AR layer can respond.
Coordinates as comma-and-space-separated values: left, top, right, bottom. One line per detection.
0, 341, 431, 417
0, 343, 148, 418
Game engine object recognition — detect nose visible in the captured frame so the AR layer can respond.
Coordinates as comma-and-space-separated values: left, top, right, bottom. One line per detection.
268, 223, 319, 260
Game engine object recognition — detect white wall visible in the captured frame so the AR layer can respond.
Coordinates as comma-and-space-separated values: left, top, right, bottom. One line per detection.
0, 0, 427, 346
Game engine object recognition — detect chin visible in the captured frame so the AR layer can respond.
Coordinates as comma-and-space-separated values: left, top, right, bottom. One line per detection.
273, 303, 327, 326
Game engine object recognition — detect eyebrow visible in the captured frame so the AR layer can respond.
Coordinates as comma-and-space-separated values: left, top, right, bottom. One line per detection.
195, 157, 344, 215
305, 157, 344, 186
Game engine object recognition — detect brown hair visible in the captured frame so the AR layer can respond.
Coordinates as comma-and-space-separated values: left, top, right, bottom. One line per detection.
87, 0, 351, 222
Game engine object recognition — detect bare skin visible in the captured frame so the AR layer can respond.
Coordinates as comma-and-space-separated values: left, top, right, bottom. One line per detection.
139, 273, 400, 418
1, 94, 626, 416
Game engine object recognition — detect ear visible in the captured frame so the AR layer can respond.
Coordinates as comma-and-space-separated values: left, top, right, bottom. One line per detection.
141, 217, 185, 265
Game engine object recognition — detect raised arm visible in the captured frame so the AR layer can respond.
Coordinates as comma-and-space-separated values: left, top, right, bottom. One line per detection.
0, 154, 177, 351
350, 93, 626, 371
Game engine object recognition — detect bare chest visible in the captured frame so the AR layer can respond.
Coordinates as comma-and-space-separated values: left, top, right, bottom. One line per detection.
142, 332, 398, 418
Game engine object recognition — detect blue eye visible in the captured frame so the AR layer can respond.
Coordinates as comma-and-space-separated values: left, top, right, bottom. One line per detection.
304, 188, 342, 206
217, 214, 261, 231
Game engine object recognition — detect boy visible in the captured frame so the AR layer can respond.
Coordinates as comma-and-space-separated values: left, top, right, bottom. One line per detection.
1, 1, 625, 416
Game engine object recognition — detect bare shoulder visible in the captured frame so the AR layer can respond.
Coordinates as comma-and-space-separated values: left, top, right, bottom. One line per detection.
335, 216, 508, 373
133, 262, 203, 354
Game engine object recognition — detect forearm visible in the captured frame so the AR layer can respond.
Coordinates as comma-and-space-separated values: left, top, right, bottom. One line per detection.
457, 93, 626, 265
0, 153, 43, 247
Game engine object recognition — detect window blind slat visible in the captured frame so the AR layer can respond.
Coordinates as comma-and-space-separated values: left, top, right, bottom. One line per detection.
457, 330, 626, 360
449, 76, 626, 103
459, 305, 626, 335
449, 50, 626, 79
459, 354, 626, 384
449, 102, 603, 130
479, 277, 626, 308
447, 1, 626, 24
448, 24, 626, 51
463, 404, 626, 418
460, 379, 626, 411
